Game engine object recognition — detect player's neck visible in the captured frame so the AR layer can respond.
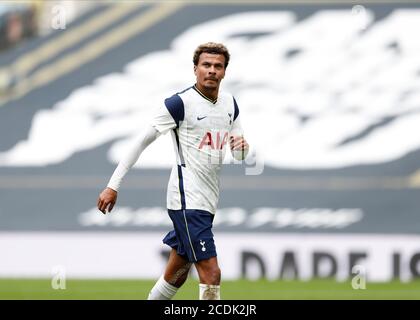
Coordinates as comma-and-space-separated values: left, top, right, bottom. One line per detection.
194, 83, 218, 103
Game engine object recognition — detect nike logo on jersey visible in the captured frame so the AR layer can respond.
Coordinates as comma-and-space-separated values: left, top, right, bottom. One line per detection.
197, 116, 207, 121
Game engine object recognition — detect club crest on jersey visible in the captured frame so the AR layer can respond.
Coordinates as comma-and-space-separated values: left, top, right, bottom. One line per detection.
199, 131, 229, 150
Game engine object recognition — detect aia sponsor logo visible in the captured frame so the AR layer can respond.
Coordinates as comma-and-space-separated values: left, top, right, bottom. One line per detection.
199, 131, 229, 150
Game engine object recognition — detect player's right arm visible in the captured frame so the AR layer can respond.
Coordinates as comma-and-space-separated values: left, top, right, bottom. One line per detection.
97, 125, 160, 214
97, 94, 182, 214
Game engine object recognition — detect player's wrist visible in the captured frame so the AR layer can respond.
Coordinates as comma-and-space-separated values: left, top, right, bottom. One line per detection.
106, 186, 118, 193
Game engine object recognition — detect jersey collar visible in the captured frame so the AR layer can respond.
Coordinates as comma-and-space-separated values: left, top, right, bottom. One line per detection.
193, 84, 217, 104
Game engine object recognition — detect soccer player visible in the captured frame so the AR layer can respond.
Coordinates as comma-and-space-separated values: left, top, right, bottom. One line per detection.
97, 42, 249, 300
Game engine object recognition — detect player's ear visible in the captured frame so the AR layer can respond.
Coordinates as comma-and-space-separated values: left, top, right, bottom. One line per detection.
194, 65, 197, 74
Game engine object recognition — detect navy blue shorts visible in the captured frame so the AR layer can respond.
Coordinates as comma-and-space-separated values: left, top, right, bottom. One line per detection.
162, 209, 217, 262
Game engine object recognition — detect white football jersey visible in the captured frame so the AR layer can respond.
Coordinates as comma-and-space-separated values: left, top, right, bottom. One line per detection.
152, 85, 243, 214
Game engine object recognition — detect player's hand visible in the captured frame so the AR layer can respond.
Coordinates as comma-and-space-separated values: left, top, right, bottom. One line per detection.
229, 135, 249, 152
97, 187, 118, 214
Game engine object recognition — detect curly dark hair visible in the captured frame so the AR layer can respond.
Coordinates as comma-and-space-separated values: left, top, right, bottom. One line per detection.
193, 42, 230, 68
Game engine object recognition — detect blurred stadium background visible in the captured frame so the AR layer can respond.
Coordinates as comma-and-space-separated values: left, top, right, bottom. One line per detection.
0, 0, 420, 299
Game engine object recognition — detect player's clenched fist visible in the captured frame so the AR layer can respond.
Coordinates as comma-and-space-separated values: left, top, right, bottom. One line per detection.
97, 187, 118, 214
229, 135, 249, 151
229, 135, 249, 160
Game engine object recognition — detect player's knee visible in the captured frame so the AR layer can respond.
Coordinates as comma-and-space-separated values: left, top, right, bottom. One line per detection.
202, 265, 221, 285
213, 266, 221, 283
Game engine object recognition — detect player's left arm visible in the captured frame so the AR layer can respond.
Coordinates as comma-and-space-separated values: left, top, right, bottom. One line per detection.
229, 97, 249, 160
229, 114, 249, 160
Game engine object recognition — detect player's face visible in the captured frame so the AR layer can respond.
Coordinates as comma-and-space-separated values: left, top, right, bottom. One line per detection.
194, 53, 226, 90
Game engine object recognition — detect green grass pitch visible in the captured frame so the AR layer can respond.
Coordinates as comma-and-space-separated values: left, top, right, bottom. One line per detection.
1, 278, 419, 300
